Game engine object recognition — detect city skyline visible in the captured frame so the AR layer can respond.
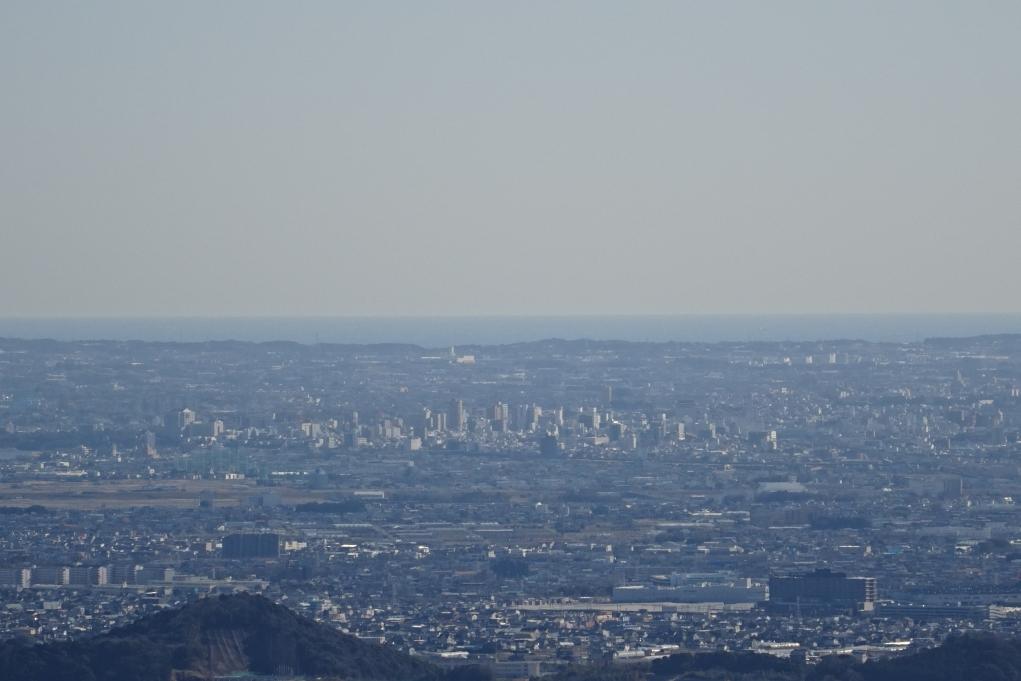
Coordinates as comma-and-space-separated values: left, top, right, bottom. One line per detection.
4, 331, 1021, 679
7, 4, 1021, 679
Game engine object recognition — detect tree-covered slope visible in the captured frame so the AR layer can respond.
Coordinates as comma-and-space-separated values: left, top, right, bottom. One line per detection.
0, 593, 460, 681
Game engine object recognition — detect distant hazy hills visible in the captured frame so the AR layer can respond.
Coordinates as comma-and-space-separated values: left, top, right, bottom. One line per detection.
0, 593, 486, 681
4, 594, 1021, 681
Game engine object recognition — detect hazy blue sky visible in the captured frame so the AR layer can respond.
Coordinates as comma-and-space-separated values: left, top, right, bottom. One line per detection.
2, 2, 1019, 317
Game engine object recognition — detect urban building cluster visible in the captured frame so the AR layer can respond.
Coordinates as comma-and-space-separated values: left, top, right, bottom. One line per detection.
3, 334, 1021, 675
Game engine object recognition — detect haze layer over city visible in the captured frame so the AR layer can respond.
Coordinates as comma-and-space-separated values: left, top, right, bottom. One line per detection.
4, 2, 1021, 681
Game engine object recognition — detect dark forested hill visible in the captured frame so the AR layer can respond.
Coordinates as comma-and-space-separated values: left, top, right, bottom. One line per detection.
0, 593, 487, 681
847, 633, 1021, 681
4, 595, 1021, 681
558, 633, 1021, 681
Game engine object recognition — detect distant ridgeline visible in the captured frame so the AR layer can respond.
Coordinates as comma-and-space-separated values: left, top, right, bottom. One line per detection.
3, 594, 1021, 681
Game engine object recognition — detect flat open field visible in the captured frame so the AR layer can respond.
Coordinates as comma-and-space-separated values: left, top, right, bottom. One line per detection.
0, 479, 324, 509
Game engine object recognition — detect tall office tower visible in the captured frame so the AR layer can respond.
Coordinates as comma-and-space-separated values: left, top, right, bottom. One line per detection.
412, 408, 432, 437
0, 568, 30, 588
579, 407, 601, 430
604, 385, 613, 405
490, 402, 509, 422
608, 420, 626, 441
527, 404, 542, 432
177, 408, 196, 429
93, 566, 109, 586
143, 430, 157, 458
222, 533, 281, 559
513, 404, 528, 432
943, 477, 964, 498
66, 566, 93, 586
449, 399, 466, 431
769, 569, 877, 611
655, 413, 668, 441
110, 564, 136, 585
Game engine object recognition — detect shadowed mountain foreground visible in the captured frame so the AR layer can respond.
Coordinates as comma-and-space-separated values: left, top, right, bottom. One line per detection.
4, 594, 1021, 681
0, 594, 486, 681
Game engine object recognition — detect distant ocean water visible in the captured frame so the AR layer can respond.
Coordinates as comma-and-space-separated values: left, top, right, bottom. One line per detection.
2, 315, 1021, 347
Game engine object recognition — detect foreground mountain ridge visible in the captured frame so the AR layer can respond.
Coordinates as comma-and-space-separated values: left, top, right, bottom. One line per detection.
0, 593, 464, 681
4, 594, 1021, 681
